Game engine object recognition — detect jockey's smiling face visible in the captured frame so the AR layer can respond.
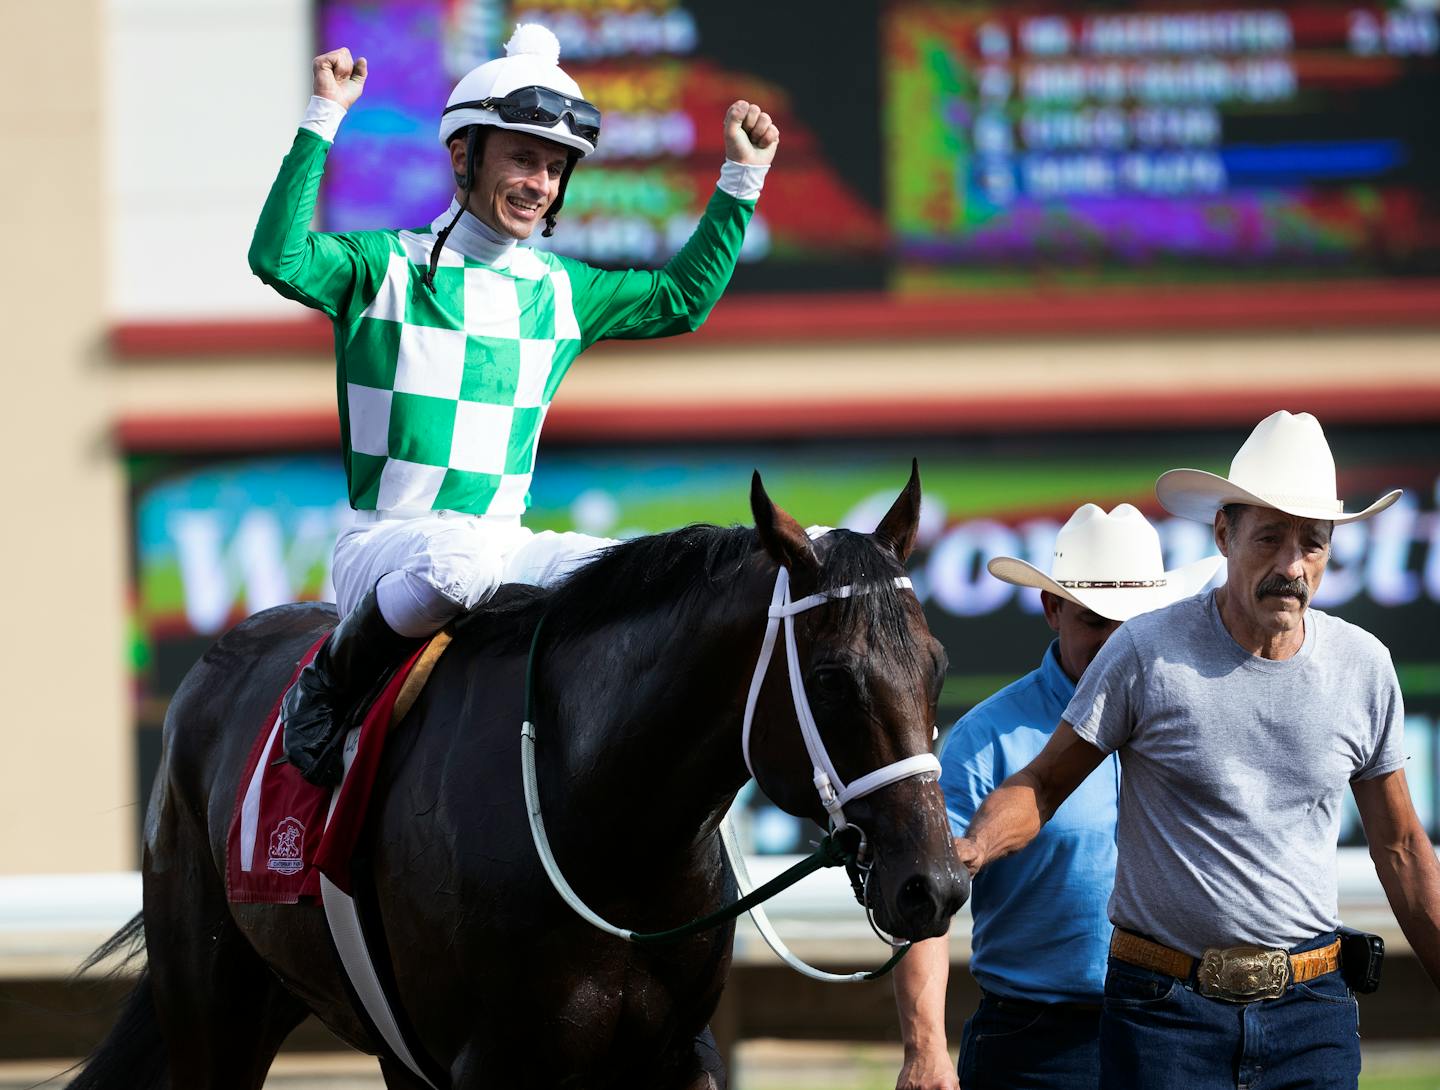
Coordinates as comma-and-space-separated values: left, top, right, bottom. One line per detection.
452, 128, 570, 240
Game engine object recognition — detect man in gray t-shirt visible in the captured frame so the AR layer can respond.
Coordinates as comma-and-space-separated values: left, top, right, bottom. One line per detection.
955, 411, 1440, 1090
1069, 590, 1402, 956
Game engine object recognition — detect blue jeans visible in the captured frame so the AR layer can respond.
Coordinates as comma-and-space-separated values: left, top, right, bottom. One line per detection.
1100, 933, 1360, 1090
958, 992, 1102, 1090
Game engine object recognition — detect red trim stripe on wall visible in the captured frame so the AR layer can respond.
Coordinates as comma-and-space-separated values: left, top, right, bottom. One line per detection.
111, 281, 1440, 357
115, 385, 1440, 452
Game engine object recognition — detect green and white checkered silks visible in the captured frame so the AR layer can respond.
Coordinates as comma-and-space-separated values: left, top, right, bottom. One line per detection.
251, 127, 756, 519
338, 228, 583, 517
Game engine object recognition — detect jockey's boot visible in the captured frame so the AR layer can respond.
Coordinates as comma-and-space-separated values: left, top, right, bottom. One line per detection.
280, 588, 426, 786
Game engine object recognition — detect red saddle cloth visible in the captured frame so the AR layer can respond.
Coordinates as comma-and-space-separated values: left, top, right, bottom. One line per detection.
225, 636, 432, 904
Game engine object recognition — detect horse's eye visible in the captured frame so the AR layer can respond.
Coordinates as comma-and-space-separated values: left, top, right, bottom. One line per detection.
809, 665, 854, 701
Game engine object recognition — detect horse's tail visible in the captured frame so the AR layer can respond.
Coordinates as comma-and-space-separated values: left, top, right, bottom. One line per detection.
69, 912, 170, 1090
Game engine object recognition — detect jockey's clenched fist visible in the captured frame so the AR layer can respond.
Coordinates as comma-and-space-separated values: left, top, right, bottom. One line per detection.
724, 101, 779, 166
313, 48, 368, 110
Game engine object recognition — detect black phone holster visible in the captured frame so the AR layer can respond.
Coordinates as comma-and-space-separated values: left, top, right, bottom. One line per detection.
1337, 926, 1384, 994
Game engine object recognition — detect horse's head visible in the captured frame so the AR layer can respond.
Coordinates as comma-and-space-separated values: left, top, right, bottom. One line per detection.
745, 463, 970, 941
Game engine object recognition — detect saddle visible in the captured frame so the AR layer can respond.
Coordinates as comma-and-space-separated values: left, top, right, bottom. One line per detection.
223, 629, 458, 1086
225, 632, 452, 904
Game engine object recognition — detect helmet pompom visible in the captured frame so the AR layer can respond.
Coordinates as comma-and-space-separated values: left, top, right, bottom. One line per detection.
505, 23, 562, 66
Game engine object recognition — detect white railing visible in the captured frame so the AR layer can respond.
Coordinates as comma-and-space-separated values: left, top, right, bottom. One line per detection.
0, 848, 1413, 979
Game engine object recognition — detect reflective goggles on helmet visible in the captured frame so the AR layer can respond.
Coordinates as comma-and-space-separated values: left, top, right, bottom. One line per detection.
443, 85, 601, 148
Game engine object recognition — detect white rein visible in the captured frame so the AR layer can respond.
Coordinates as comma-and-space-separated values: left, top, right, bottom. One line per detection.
520, 558, 942, 982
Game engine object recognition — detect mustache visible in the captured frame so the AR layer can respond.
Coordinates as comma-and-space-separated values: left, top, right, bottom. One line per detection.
1256, 575, 1310, 604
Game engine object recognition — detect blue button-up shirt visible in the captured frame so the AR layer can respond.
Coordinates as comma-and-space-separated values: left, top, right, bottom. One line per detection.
940, 641, 1120, 1003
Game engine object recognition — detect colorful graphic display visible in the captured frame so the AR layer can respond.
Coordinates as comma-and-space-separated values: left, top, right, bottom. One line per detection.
317, 0, 1439, 299
887, 2, 1440, 290
130, 424, 1440, 848
317, 0, 887, 291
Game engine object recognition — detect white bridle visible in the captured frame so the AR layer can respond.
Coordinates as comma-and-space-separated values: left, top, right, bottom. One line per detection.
519, 539, 944, 980
740, 563, 942, 832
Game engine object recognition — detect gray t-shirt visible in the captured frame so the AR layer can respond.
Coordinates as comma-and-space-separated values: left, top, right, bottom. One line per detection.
1064, 590, 1405, 955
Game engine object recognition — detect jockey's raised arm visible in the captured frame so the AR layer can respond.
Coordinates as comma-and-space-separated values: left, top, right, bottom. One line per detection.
246, 23, 777, 786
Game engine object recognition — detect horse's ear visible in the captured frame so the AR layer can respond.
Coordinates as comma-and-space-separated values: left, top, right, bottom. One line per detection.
751, 470, 819, 577
873, 459, 922, 562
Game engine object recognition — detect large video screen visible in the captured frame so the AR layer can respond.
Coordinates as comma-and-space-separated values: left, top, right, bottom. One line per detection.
887, 2, 1440, 290
318, 0, 888, 293
130, 422, 1440, 850
316, 0, 1440, 302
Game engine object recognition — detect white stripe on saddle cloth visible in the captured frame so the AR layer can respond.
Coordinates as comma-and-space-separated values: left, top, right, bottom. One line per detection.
238, 715, 284, 872
322, 727, 440, 1089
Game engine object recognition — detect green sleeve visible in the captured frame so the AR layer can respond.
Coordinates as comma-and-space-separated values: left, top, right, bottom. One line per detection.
560, 187, 755, 347
247, 129, 394, 321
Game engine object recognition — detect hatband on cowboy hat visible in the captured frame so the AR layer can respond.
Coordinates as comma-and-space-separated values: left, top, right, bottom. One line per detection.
987, 503, 1223, 623
1156, 410, 1401, 525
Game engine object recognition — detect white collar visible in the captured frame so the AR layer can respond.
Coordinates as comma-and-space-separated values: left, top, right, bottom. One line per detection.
430, 200, 518, 266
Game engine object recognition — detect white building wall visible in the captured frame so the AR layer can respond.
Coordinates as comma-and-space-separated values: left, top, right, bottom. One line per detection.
108, 0, 310, 318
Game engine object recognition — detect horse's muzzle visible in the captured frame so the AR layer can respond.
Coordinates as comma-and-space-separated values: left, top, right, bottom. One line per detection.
892, 869, 970, 940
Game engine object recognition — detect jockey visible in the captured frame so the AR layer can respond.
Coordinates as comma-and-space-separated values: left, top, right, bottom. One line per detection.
249, 24, 779, 785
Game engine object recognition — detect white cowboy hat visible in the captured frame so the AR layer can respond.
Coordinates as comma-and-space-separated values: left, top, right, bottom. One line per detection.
987, 503, 1223, 622
1155, 410, 1401, 525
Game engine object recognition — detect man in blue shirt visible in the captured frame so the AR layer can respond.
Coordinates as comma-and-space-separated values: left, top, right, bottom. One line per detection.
894, 503, 1221, 1090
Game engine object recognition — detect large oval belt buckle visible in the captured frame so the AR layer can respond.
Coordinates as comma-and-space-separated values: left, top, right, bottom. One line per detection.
1197, 944, 1290, 1002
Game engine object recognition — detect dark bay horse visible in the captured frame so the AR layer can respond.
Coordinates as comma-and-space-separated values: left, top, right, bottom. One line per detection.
74, 469, 967, 1089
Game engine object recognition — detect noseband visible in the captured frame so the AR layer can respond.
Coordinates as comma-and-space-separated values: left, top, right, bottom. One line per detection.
741, 564, 941, 832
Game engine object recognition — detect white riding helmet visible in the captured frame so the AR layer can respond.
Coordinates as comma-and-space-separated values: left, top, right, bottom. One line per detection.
439, 24, 597, 157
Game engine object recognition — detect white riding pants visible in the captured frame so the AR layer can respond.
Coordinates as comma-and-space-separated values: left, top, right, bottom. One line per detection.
332, 512, 617, 637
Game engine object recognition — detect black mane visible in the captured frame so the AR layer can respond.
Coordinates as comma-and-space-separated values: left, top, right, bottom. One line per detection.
452, 522, 917, 660
543, 523, 759, 645
451, 524, 754, 653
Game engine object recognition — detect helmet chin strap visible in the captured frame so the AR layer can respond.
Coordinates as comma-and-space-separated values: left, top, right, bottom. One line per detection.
424, 126, 484, 292
542, 152, 579, 238
740, 563, 942, 832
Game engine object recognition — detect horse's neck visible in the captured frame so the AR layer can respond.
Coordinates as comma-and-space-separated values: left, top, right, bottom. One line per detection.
547, 576, 767, 857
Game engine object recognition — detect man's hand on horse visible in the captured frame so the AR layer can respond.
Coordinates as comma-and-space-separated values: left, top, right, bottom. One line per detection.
724, 100, 780, 166
313, 47, 367, 110
953, 836, 981, 876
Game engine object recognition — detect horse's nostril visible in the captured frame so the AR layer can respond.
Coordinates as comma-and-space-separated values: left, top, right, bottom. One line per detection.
897, 874, 941, 922
896, 871, 969, 931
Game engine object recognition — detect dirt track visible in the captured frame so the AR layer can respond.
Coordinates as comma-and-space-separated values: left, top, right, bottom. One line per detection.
5, 1042, 1438, 1090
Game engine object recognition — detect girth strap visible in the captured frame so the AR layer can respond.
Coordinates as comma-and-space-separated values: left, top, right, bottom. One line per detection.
320, 635, 454, 1089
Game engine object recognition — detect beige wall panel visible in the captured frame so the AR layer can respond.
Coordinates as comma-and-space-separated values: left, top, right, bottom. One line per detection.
109, 0, 309, 318
0, 5, 131, 872
115, 330, 1440, 418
